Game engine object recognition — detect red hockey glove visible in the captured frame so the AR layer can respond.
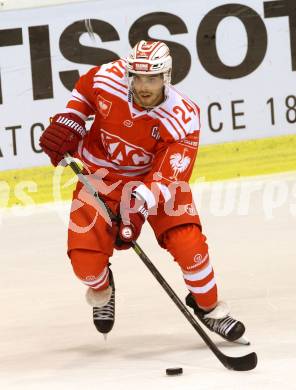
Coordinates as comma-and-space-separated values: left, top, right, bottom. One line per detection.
116, 195, 148, 250
39, 113, 86, 166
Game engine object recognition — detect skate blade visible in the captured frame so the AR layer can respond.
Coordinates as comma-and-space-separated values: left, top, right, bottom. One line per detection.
233, 336, 250, 345
103, 333, 108, 341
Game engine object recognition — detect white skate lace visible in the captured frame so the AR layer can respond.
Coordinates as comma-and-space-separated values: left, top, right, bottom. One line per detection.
203, 316, 237, 336
93, 292, 115, 320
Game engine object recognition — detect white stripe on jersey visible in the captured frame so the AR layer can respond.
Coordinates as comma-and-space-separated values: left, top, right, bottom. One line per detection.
94, 75, 128, 96
120, 169, 151, 177
158, 107, 187, 139
82, 147, 152, 176
66, 108, 88, 121
93, 81, 127, 100
69, 96, 82, 105
72, 88, 96, 110
118, 169, 151, 177
94, 74, 127, 89
99, 58, 127, 74
148, 111, 181, 141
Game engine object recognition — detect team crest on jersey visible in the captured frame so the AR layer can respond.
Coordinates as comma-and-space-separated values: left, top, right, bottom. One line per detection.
169, 150, 191, 180
100, 129, 153, 166
96, 95, 112, 118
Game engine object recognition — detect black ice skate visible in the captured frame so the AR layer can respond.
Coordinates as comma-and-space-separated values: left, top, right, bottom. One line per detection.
86, 268, 115, 337
185, 293, 246, 343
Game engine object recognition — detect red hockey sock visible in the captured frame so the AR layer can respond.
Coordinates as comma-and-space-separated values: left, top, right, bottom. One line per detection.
163, 224, 218, 311
69, 249, 110, 291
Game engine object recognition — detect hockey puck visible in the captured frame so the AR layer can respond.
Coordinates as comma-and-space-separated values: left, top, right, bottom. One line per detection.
166, 367, 183, 376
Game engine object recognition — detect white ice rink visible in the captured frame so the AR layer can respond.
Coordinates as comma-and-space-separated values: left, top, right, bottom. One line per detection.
1, 172, 296, 390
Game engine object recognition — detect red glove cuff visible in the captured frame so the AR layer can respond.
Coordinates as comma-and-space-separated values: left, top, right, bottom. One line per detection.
51, 113, 86, 138
40, 112, 86, 166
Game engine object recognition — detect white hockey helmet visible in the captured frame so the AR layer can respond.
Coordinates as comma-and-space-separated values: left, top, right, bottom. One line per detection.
126, 40, 172, 84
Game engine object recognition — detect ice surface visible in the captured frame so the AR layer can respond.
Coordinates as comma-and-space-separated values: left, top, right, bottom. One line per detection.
1, 173, 296, 389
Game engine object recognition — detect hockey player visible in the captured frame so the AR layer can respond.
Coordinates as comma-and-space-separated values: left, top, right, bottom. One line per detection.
39, 40, 246, 342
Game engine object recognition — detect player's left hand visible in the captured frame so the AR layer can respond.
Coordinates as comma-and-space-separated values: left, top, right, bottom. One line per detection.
115, 195, 148, 250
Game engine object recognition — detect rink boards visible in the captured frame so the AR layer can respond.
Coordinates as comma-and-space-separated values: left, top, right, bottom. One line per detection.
1, 133, 296, 208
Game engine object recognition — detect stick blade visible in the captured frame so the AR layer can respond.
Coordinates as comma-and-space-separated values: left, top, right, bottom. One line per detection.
222, 352, 258, 371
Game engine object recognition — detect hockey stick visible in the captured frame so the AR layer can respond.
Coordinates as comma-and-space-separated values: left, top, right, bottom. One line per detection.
64, 154, 257, 371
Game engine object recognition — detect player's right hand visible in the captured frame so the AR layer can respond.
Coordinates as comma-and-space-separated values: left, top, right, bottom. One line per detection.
115, 195, 148, 250
39, 112, 86, 166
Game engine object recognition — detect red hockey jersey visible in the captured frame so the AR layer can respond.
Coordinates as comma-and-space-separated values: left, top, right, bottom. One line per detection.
66, 59, 200, 208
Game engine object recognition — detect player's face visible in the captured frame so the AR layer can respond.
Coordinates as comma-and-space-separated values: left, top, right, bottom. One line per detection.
132, 74, 165, 108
